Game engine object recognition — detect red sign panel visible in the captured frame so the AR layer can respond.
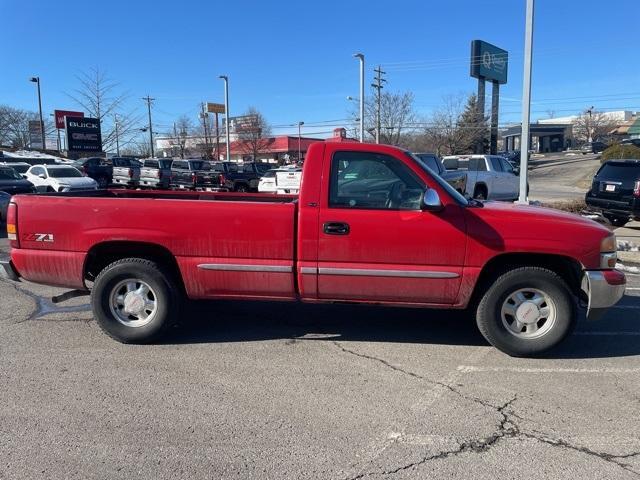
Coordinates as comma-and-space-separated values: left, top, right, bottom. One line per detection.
54, 110, 84, 129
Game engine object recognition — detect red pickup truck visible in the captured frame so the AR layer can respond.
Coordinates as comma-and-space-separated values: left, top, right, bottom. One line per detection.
2, 142, 625, 356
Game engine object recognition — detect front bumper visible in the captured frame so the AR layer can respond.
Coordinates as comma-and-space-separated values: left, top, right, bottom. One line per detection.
0, 259, 20, 282
581, 270, 626, 321
585, 195, 640, 218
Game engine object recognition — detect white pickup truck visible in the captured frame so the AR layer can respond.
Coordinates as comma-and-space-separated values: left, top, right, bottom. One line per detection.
442, 154, 520, 201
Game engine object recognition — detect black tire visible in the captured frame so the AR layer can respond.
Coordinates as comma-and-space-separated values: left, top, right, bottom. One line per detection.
97, 177, 109, 189
476, 267, 576, 357
235, 184, 249, 193
91, 258, 181, 344
473, 185, 487, 200
604, 214, 628, 228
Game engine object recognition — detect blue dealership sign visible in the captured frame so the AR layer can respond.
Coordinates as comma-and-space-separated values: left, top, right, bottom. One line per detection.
470, 40, 508, 84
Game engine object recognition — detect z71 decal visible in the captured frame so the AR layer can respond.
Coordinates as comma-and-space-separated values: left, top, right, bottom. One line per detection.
24, 233, 55, 243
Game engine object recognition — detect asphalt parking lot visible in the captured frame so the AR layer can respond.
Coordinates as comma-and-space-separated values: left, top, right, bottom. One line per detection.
1, 237, 640, 479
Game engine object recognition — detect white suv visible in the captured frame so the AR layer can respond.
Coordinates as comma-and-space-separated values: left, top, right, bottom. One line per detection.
442, 155, 519, 201
26, 164, 98, 193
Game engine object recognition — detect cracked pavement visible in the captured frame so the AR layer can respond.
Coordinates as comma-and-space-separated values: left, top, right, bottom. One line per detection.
1, 238, 640, 479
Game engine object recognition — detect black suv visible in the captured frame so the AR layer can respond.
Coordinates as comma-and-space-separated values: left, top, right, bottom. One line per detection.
585, 159, 640, 226
73, 157, 113, 188
212, 162, 272, 192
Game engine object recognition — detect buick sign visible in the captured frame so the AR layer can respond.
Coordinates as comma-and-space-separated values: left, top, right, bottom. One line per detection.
65, 116, 102, 152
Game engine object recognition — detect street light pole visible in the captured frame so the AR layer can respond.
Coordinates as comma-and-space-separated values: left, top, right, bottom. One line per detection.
29, 76, 45, 149
219, 75, 231, 161
353, 53, 365, 142
518, 0, 535, 204
297, 121, 304, 162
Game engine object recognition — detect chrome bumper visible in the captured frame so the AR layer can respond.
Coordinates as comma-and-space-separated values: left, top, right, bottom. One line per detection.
0, 259, 20, 282
581, 270, 625, 321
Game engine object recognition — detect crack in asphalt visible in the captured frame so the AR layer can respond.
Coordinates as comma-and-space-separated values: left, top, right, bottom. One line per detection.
0, 277, 91, 322
334, 341, 640, 479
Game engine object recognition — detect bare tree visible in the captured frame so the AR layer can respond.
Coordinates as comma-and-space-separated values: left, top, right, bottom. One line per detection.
0, 105, 55, 148
236, 107, 272, 161
67, 67, 140, 152
421, 94, 467, 155
171, 115, 193, 158
351, 89, 417, 146
573, 109, 616, 144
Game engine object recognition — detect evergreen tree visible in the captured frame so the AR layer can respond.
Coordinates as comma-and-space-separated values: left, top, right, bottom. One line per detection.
457, 94, 489, 153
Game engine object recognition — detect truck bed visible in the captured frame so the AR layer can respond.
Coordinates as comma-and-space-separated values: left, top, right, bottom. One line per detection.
10, 190, 299, 298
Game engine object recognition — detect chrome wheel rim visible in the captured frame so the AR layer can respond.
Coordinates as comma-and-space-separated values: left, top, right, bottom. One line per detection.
500, 288, 557, 339
109, 279, 158, 327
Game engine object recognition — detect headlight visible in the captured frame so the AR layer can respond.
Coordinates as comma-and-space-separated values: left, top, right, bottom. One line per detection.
600, 235, 617, 269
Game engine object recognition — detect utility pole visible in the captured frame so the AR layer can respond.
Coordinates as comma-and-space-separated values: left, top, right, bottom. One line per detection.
214, 112, 220, 161
354, 53, 365, 142
518, 0, 535, 204
587, 105, 594, 143
114, 114, 120, 156
219, 75, 230, 161
371, 65, 386, 144
142, 95, 155, 158
297, 121, 304, 162
201, 102, 210, 156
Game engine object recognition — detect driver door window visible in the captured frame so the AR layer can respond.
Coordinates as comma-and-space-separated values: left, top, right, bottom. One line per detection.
329, 151, 423, 210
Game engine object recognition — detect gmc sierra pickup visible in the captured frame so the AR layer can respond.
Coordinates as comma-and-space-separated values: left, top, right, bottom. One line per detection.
1, 142, 625, 356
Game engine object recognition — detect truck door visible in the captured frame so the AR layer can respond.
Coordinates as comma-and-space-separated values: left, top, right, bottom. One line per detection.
316, 149, 467, 304
499, 158, 520, 199
488, 156, 507, 199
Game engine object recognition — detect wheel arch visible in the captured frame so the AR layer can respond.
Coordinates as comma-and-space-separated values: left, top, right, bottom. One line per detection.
471, 252, 583, 306
84, 241, 185, 293
473, 182, 488, 196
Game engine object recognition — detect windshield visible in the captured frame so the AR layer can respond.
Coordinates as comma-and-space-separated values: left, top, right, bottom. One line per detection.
255, 163, 271, 174
0, 167, 23, 180
405, 152, 469, 206
6, 164, 29, 174
598, 163, 640, 179
48, 167, 82, 178
189, 161, 210, 171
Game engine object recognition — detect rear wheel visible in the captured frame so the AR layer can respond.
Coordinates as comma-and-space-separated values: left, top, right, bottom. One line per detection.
235, 184, 249, 193
91, 258, 180, 343
476, 267, 575, 357
473, 185, 487, 200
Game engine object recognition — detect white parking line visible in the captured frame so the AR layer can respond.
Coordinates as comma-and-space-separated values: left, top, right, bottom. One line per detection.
575, 331, 640, 336
611, 305, 639, 309
457, 366, 640, 374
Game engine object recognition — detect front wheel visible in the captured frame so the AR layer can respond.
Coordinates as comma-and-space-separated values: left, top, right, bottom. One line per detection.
476, 267, 576, 357
91, 258, 181, 343
604, 214, 628, 228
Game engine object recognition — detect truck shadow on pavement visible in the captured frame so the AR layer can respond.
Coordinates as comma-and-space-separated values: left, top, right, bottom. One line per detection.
161, 296, 640, 359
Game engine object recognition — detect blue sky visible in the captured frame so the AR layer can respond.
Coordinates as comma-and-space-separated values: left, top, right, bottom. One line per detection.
1, 0, 639, 138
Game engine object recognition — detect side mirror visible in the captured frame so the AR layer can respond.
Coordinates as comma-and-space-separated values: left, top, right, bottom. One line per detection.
513, 167, 520, 176
38, 173, 46, 179
422, 188, 443, 212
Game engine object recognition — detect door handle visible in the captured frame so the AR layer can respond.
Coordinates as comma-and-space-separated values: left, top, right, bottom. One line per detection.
323, 222, 350, 235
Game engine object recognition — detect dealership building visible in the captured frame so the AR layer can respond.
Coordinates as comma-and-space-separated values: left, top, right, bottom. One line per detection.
502, 110, 639, 153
